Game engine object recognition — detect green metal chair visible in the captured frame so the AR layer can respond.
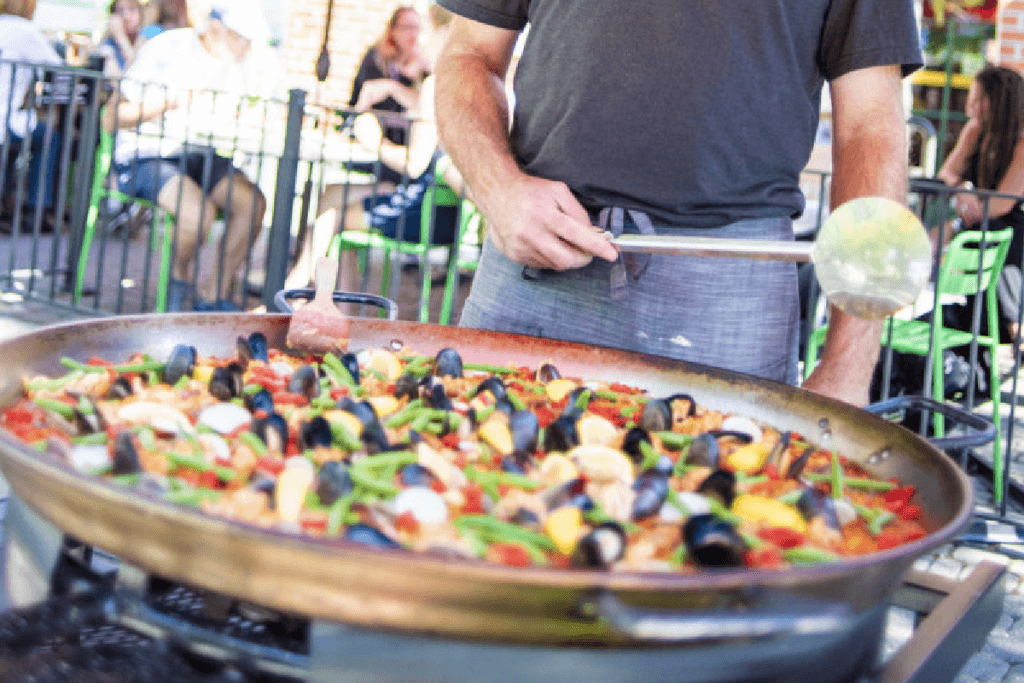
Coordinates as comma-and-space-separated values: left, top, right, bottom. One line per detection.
327, 181, 479, 324
74, 126, 175, 312
804, 227, 1014, 501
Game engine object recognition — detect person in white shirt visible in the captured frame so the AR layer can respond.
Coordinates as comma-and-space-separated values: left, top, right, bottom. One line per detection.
1, 0, 63, 214
106, 0, 283, 311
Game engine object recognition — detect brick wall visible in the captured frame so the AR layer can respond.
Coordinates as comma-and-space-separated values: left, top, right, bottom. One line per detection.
280, 0, 412, 109
998, 1, 1024, 71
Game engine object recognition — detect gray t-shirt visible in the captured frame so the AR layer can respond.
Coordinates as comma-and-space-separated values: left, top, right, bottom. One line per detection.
437, 0, 923, 228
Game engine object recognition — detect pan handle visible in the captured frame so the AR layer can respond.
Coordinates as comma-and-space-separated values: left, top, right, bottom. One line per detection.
584, 589, 854, 643
864, 395, 997, 451
274, 288, 399, 321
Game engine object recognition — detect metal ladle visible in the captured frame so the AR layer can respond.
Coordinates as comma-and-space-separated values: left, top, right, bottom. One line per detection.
612, 196, 933, 320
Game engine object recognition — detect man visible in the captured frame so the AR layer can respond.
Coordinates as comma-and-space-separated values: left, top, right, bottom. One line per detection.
107, 0, 281, 311
434, 1, 922, 406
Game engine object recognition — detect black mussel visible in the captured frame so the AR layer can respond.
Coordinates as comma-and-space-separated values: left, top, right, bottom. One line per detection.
766, 431, 792, 471
707, 429, 754, 445
393, 372, 419, 401
686, 432, 720, 468
632, 470, 669, 521
73, 397, 105, 435
237, 332, 269, 364
164, 344, 197, 386
654, 455, 675, 477
493, 397, 515, 418
509, 507, 542, 530
697, 469, 737, 509
536, 363, 561, 383
209, 365, 243, 401
343, 523, 403, 549
639, 399, 671, 432
424, 381, 453, 412
249, 475, 277, 507
362, 424, 390, 454
667, 394, 697, 419
339, 353, 360, 385
288, 364, 320, 400
568, 493, 595, 512
796, 488, 842, 531
572, 522, 628, 569
500, 454, 529, 475
298, 416, 333, 451
245, 387, 274, 415
621, 426, 652, 464
251, 413, 289, 453
316, 461, 353, 505
111, 431, 142, 475
338, 398, 389, 453
543, 477, 587, 511
399, 463, 437, 487
473, 376, 507, 401
433, 348, 463, 378
105, 376, 133, 400
337, 397, 379, 426
786, 444, 815, 479
682, 514, 747, 568
543, 415, 580, 453
561, 387, 591, 420
510, 409, 539, 456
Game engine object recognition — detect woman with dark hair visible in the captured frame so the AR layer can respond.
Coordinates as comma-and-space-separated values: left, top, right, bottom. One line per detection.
938, 65, 1024, 340
97, 0, 145, 76
348, 6, 430, 149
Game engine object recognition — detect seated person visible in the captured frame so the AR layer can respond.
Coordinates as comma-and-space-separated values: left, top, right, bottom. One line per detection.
1, 0, 63, 219
107, 0, 283, 311
285, 4, 463, 309
96, 0, 145, 77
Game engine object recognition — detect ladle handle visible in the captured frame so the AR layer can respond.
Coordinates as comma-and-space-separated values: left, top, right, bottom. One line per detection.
612, 234, 815, 262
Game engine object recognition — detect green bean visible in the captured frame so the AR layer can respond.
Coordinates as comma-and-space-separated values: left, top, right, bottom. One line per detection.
666, 488, 691, 516
60, 357, 167, 375
574, 389, 592, 411
507, 391, 526, 411
453, 515, 557, 551
31, 440, 48, 451
409, 411, 435, 432
384, 399, 424, 427
496, 472, 541, 491
26, 370, 85, 392
165, 450, 213, 472
112, 473, 144, 486
456, 525, 489, 558
620, 405, 641, 418
242, 383, 264, 395
783, 546, 839, 565
830, 451, 845, 499
71, 432, 108, 446
740, 531, 763, 550
869, 510, 896, 536
707, 498, 744, 526
322, 353, 355, 386
593, 390, 621, 402
802, 473, 896, 492
34, 397, 74, 419
165, 487, 222, 507
776, 488, 805, 506
146, 370, 161, 386
238, 431, 267, 456
463, 363, 516, 375
655, 431, 694, 450
638, 439, 662, 472
358, 451, 417, 471
669, 542, 688, 568
349, 463, 398, 497
326, 493, 358, 535
328, 420, 362, 451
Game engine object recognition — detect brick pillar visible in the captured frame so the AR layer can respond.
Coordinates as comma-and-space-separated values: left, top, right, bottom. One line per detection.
997, 1, 1024, 70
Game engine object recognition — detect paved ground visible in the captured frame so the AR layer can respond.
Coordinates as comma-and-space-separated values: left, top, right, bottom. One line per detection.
4, 255, 1024, 682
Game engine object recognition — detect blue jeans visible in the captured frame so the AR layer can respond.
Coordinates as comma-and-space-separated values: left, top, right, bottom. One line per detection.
4, 124, 61, 208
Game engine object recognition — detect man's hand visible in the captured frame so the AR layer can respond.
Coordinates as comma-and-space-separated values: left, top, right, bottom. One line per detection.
483, 173, 619, 270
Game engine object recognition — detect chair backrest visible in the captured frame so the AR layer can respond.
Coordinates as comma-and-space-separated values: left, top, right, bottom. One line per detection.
88, 123, 116, 206
937, 227, 1015, 297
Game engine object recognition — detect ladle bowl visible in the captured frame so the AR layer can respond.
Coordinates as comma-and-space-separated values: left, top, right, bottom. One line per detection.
612, 197, 932, 320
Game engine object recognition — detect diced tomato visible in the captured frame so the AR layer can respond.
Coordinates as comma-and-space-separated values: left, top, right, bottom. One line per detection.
255, 456, 285, 477
883, 499, 906, 514
300, 518, 328, 533
175, 468, 201, 487
9, 424, 47, 442
87, 357, 112, 366
198, 469, 219, 489
395, 511, 420, 534
214, 453, 233, 467
534, 405, 556, 428
226, 423, 250, 440
284, 440, 300, 457
272, 392, 308, 406
549, 553, 572, 569
898, 504, 921, 521
385, 384, 396, 394
756, 527, 806, 549
430, 479, 447, 493
491, 543, 532, 568
883, 486, 916, 505
744, 546, 784, 568
440, 433, 461, 449
462, 484, 485, 514
329, 387, 349, 400
763, 464, 779, 480
4, 404, 38, 425
876, 522, 926, 551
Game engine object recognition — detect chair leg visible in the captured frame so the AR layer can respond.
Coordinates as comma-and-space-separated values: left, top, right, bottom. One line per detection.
155, 212, 174, 313
989, 342, 1004, 507
439, 245, 459, 326
74, 205, 99, 305
379, 249, 393, 319
931, 346, 946, 438
418, 251, 431, 323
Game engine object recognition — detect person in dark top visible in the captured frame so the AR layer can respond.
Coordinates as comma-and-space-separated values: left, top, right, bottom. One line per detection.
348, 6, 430, 149
434, 0, 923, 407
937, 65, 1024, 341
97, 0, 145, 77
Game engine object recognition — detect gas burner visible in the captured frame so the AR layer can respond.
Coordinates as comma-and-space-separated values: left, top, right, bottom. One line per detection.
0, 495, 1009, 683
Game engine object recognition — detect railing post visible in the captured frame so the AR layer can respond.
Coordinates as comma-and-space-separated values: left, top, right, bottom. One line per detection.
263, 88, 305, 310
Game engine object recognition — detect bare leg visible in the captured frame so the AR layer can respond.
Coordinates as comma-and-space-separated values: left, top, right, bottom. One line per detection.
206, 172, 266, 303
157, 175, 216, 287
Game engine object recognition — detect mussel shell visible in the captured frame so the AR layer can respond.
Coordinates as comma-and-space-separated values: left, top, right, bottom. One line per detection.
245, 387, 275, 415
240, 332, 270, 364
251, 413, 289, 453
707, 429, 754, 445
288, 364, 320, 400
361, 423, 390, 454
621, 426, 651, 464
316, 460, 353, 505
298, 416, 333, 451
424, 382, 453, 412
433, 348, 463, 378
631, 470, 669, 521
343, 523, 403, 549
543, 477, 587, 511
536, 363, 561, 383
111, 431, 143, 475
209, 365, 243, 401
339, 353, 361, 385
393, 372, 419, 401
510, 409, 539, 456
473, 376, 507, 401
399, 463, 437, 488
639, 399, 671, 432
766, 430, 792, 471
572, 521, 628, 569
509, 507, 542, 530
542, 415, 580, 453
697, 469, 737, 509
686, 433, 720, 468
796, 488, 842, 531
337, 397, 380, 428
667, 394, 697, 419
104, 376, 133, 400
682, 514, 747, 568
164, 344, 197, 386
500, 454, 529, 476
249, 475, 277, 506
561, 387, 591, 420
72, 398, 105, 435
786, 444, 815, 479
